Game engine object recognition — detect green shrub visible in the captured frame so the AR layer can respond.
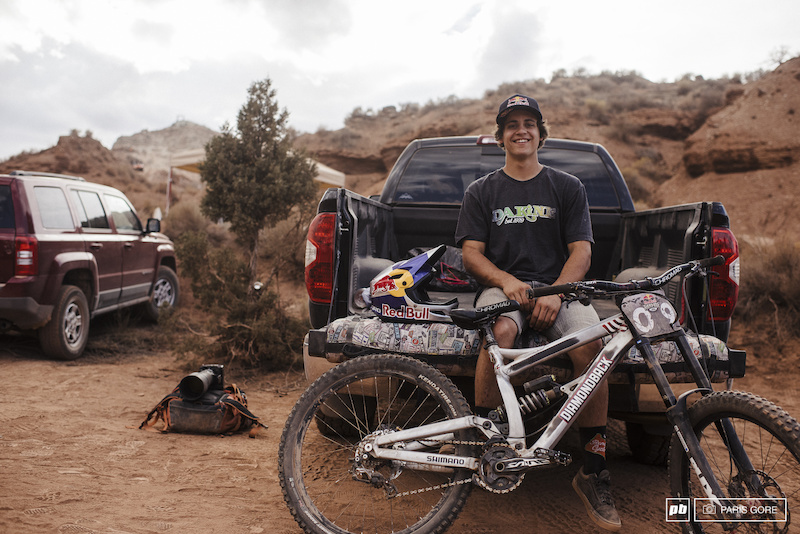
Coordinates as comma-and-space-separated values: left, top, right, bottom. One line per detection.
173, 230, 308, 370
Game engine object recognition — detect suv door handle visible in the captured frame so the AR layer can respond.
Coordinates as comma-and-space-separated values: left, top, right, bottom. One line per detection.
124, 242, 133, 248
90, 243, 102, 249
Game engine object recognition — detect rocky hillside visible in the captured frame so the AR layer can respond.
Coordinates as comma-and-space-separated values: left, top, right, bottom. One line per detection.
654, 58, 800, 240
2, 58, 797, 242
295, 58, 800, 241
112, 120, 218, 184
0, 121, 218, 217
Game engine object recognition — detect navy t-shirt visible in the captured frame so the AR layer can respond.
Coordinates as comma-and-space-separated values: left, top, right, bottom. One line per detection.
455, 166, 593, 284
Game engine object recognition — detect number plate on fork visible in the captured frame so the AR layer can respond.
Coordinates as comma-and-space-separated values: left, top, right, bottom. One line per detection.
620, 293, 681, 337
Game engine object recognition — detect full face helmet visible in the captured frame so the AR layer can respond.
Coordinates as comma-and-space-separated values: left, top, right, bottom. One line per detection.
368, 245, 458, 322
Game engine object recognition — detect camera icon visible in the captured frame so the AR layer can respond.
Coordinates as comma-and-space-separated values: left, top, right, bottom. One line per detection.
702, 503, 716, 515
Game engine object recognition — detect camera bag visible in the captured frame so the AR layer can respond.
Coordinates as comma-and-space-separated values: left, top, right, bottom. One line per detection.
140, 383, 268, 436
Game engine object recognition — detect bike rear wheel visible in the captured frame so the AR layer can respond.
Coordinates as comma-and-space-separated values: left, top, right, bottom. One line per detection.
668, 390, 800, 533
279, 353, 476, 534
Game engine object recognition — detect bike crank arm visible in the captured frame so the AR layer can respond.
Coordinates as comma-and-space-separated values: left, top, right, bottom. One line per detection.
494, 449, 572, 473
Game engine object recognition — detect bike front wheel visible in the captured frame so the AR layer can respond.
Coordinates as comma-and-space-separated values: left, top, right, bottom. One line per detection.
279, 353, 477, 534
669, 390, 800, 533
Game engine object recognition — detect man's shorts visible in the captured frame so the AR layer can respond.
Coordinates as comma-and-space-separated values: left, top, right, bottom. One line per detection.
475, 283, 600, 341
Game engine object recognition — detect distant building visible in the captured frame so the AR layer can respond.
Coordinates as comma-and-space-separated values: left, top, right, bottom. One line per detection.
169, 149, 345, 191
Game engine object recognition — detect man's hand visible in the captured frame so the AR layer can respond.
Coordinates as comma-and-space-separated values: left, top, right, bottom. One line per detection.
529, 294, 561, 331
502, 278, 534, 312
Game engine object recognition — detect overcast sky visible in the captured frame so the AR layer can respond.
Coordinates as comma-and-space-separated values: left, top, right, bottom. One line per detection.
1, 0, 798, 161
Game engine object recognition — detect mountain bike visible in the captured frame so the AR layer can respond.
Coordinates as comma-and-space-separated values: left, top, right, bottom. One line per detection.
279, 257, 800, 534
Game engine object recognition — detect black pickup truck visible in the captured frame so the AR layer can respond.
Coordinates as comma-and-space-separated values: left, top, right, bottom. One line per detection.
302, 135, 742, 463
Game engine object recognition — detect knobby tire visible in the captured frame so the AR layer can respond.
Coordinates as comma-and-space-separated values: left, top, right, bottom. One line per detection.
278, 354, 476, 534
668, 390, 800, 533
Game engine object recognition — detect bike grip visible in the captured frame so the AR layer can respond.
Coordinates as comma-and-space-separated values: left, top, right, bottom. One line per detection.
698, 255, 726, 268
526, 284, 573, 299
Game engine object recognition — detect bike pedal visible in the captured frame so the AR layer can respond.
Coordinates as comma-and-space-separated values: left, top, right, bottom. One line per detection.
533, 448, 571, 466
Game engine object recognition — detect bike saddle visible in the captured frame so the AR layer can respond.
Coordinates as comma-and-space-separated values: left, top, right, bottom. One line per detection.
450, 300, 520, 329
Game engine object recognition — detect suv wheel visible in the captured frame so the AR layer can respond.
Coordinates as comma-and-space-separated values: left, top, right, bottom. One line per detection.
39, 285, 90, 360
144, 266, 179, 321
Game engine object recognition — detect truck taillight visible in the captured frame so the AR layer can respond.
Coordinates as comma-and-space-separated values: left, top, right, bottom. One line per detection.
15, 236, 38, 277
708, 228, 739, 321
305, 213, 336, 304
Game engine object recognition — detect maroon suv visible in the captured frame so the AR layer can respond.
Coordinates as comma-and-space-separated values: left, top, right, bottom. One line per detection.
0, 170, 179, 359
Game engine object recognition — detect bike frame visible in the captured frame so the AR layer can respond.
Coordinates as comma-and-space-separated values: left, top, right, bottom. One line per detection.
370, 294, 753, 511
371, 312, 632, 468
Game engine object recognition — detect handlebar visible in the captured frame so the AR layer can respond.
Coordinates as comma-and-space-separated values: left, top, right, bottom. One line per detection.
527, 255, 725, 300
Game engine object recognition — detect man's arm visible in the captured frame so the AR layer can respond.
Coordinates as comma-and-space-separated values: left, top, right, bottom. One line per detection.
461, 239, 533, 311
529, 240, 592, 330
463, 239, 592, 330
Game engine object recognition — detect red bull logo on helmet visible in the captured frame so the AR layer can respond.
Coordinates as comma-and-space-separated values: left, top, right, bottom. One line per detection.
372, 276, 398, 297
381, 304, 430, 321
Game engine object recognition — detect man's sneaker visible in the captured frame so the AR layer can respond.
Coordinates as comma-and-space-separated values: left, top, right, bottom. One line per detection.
572, 467, 622, 531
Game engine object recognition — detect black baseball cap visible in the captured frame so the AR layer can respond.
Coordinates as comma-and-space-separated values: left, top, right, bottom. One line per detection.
496, 94, 543, 124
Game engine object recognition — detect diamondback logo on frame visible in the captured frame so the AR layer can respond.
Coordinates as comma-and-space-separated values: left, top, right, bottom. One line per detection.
492, 204, 555, 226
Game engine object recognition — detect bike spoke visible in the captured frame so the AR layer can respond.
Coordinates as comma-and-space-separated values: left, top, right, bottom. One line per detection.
670, 392, 800, 533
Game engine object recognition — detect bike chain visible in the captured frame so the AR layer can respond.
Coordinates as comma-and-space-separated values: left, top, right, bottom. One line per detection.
389, 440, 519, 498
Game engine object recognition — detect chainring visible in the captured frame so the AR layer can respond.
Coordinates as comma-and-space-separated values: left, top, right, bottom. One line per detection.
474, 444, 525, 494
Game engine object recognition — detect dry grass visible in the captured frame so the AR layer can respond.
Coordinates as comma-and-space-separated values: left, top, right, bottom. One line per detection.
736, 236, 800, 342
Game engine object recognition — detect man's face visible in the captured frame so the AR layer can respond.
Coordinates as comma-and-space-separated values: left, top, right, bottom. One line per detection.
501, 108, 540, 157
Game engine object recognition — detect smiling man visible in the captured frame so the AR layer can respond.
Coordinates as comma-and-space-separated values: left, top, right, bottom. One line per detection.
455, 95, 621, 531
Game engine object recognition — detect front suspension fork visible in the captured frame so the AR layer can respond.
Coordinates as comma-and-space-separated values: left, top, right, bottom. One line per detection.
637, 337, 760, 507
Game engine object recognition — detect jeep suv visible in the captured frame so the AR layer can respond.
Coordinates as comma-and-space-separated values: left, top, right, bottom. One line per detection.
0, 170, 179, 359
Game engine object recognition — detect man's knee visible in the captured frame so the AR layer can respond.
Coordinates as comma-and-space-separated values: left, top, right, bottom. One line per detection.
492, 317, 518, 348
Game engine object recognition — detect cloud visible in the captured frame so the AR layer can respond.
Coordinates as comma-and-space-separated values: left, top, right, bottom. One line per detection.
474, 7, 545, 87
265, 0, 353, 50
2, 0, 799, 161
447, 4, 483, 34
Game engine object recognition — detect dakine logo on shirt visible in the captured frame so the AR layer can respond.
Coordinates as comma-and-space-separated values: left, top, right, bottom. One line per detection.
492, 205, 555, 226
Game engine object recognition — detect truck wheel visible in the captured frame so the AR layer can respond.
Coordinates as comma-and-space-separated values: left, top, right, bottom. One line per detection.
626, 422, 670, 466
144, 266, 179, 321
39, 285, 90, 360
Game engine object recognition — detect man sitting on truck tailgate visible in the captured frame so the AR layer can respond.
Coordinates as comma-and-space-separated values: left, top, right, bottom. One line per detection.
455, 94, 620, 531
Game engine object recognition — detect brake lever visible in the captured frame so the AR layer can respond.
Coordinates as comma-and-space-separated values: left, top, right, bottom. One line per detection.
562, 291, 592, 308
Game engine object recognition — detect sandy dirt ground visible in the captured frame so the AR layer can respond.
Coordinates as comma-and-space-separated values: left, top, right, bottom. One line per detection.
1, 325, 798, 534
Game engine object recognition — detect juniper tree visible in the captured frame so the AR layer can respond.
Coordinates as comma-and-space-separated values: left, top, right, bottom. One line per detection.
201, 78, 316, 284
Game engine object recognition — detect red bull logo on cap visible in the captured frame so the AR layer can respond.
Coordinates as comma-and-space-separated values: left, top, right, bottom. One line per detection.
506, 95, 529, 107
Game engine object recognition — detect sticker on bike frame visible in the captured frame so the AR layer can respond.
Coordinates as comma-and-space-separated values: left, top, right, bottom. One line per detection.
557, 354, 615, 422
620, 293, 680, 337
